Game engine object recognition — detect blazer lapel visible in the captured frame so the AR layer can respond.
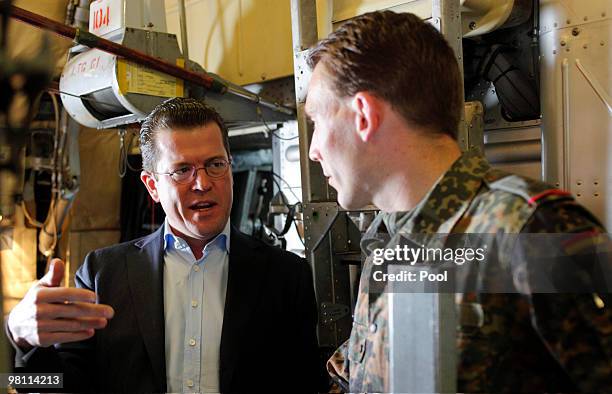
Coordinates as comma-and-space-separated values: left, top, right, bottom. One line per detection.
219, 228, 266, 388
126, 227, 167, 391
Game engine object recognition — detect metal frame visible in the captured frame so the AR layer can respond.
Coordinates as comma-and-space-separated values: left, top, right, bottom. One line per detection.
291, 0, 356, 352
539, 0, 611, 228
389, 277, 457, 393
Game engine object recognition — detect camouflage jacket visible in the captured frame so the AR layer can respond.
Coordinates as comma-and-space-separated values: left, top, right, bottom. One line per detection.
327, 149, 612, 393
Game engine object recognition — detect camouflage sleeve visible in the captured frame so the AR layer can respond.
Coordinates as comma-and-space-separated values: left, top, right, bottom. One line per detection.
327, 339, 350, 392
520, 200, 612, 392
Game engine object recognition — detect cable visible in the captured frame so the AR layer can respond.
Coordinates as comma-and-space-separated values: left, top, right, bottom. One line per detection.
271, 171, 301, 202
257, 106, 299, 141
269, 129, 299, 141
118, 129, 141, 177
118, 130, 127, 178
266, 173, 306, 245
270, 174, 303, 211
270, 175, 288, 204
21, 201, 43, 228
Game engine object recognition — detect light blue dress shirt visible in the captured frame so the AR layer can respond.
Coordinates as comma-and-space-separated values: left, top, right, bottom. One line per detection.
163, 220, 230, 393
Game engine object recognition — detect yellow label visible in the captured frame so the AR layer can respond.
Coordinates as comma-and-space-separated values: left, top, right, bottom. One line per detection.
117, 58, 185, 98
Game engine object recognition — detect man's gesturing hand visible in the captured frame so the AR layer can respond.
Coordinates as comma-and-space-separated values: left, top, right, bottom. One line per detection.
7, 258, 114, 350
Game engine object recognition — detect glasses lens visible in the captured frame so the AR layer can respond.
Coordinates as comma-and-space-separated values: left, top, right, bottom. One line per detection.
171, 166, 194, 183
206, 159, 229, 178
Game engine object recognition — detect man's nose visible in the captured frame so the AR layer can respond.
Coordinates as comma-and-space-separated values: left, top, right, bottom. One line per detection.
309, 134, 321, 162
192, 168, 213, 191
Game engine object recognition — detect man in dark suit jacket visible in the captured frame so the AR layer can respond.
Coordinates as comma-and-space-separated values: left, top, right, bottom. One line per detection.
7, 98, 321, 392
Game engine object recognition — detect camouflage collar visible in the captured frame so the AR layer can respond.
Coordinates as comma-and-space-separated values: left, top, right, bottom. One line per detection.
382, 148, 490, 235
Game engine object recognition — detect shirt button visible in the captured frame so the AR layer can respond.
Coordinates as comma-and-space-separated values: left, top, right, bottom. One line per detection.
191, 300, 198, 308
189, 338, 196, 346
193, 265, 200, 272
369, 323, 377, 333
186, 379, 194, 387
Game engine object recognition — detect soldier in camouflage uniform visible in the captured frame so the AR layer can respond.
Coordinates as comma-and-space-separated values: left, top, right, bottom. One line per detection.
304, 10, 611, 393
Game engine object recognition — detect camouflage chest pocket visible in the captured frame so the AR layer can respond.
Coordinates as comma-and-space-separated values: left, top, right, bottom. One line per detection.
458, 302, 485, 335
348, 321, 368, 364
457, 299, 515, 361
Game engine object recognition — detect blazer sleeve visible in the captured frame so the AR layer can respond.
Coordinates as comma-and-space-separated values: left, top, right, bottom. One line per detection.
10, 252, 99, 393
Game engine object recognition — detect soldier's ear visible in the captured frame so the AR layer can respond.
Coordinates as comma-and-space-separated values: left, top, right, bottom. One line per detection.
351, 92, 381, 142
140, 171, 160, 202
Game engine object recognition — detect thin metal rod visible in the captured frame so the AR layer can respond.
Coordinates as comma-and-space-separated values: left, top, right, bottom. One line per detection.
177, 0, 189, 60
225, 85, 293, 115
561, 58, 571, 190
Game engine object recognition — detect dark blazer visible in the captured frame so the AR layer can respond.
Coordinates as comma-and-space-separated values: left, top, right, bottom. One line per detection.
16, 226, 321, 392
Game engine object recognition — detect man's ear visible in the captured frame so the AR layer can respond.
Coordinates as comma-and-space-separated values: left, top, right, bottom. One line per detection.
351, 92, 382, 142
140, 171, 160, 203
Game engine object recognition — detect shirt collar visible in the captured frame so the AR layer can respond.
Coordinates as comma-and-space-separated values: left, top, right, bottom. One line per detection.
163, 219, 231, 254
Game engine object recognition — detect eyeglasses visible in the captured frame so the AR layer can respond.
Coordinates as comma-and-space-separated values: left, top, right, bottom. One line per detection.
154, 158, 232, 184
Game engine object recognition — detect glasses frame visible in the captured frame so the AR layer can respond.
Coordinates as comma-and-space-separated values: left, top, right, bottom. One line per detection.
153, 158, 232, 184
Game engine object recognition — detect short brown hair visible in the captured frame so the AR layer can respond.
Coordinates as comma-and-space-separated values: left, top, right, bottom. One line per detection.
307, 11, 462, 139
139, 97, 230, 171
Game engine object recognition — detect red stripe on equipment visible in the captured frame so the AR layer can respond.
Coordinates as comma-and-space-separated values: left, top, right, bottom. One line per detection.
528, 189, 572, 205
561, 230, 600, 249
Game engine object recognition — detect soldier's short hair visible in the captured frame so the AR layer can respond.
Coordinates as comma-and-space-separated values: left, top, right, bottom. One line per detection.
307, 11, 463, 140
139, 97, 230, 172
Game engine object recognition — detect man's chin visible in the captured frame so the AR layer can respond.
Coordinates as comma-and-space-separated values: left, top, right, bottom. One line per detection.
337, 194, 362, 211
330, 184, 351, 209
195, 215, 228, 234
335, 188, 373, 210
